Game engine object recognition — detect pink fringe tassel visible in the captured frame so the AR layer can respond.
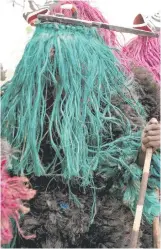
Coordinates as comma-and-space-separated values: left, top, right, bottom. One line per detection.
1, 158, 36, 245
122, 35, 160, 84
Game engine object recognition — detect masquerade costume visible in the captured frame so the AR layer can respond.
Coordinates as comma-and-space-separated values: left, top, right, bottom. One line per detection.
1, 1, 160, 248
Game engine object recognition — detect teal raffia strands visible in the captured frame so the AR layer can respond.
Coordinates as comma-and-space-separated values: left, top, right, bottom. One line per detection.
1, 23, 160, 222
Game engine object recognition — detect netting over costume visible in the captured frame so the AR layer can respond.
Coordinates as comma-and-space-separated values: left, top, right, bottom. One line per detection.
1, 22, 160, 224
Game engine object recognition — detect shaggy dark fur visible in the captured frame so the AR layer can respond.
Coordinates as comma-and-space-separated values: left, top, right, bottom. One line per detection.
133, 67, 160, 122
140, 221, 153, 248
16, 176, 153, 248
16, 176, 93, 248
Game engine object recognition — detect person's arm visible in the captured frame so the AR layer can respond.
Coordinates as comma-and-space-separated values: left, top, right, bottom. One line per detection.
138, 118, 160, 167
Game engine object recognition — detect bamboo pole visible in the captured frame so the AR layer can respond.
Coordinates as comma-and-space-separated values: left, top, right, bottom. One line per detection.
129, 147, 153, 248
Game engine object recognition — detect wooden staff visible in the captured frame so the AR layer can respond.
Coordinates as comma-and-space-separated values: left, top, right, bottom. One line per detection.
153, 189, 160, 248
37, 14, 159, 37
129, 147, 153, 248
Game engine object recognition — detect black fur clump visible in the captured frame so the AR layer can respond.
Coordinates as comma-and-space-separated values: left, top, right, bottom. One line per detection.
80, 197, 134, 248
133, 67, 160, 122
79, 197, 152, 248
140, 221, 153, 248
16, 176, 152, 248
16, 177, 93, 248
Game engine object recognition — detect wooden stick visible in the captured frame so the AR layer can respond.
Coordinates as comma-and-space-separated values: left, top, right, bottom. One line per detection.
37, 14, 159, 37
153, 189, 160, 248
129, 147, 153, 248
